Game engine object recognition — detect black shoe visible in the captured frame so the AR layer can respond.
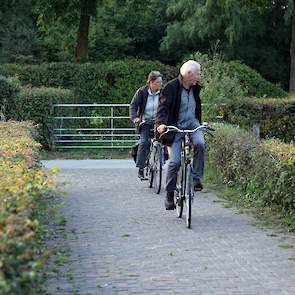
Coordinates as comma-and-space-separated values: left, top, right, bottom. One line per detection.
194, 178, 203, 191
138, 168, 144, 180
165, 191, 175, 210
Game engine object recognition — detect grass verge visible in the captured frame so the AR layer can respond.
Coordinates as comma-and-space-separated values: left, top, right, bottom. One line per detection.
204, 163, 294, 232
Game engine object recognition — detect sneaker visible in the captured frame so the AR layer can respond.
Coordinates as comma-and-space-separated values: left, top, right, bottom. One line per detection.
194, 178, 203, 191
165, 191, 175, 210
138, 168, 144, 180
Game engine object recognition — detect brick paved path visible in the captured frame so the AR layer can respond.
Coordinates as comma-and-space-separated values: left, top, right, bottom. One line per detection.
45, 160, 295, 295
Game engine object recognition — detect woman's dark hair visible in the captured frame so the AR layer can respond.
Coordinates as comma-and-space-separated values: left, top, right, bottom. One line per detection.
147, 71, 162, 84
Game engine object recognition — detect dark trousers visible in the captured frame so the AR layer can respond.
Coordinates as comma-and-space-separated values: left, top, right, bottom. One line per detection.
136, 123, 152, 168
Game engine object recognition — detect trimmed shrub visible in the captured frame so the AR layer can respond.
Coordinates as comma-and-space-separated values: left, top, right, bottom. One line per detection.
207, 123, 295, 227
1, 58, 286, 100
0, 63, 80, 88
226, 61, 287, 98
227, 97, 295, 143
0, 75, 20, 120
10, 87, 75, 149
0, 60, 177, 103
0, 121, 55, 294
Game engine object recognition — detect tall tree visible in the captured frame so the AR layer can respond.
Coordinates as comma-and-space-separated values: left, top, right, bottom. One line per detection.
34, 0, 98, 62
0, 0, 38, 62
162, 0, 291, 88
75, 0, 98, 62
89, 0, 168, 61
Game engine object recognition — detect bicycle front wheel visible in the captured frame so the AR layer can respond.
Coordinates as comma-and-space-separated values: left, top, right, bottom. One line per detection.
185, 165, 193, 228
175, 164, 184, 218
153, 145, 162, 194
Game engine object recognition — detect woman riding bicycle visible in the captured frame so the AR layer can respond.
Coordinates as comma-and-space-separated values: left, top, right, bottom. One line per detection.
130, 71, 163, 179
156, 60, 205, 210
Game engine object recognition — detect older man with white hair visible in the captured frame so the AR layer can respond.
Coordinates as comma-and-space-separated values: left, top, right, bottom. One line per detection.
156, 60, 205, 210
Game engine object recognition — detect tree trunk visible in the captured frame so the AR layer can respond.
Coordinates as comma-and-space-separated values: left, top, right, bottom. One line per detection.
289, 0, 295, 92
75, 12, 90, 63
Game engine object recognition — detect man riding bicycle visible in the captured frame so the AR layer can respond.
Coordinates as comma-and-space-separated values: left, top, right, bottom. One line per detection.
130, 71, 163, 179
156, 60, 205, 210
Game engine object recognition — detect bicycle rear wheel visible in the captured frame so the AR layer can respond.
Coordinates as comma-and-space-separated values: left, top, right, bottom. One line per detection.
148, 165, 154, 188
185, 165, 193, 228
154, 145, 162, 194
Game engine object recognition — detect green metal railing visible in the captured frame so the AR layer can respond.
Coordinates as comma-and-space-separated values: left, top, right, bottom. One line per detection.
52, 103, 138, 149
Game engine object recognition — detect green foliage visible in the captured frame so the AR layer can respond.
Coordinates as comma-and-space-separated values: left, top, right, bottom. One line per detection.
207, 123, 295, 228
226, 61, 287, 98
0, 121, 56, 294
190, 52, 287, 98
10, 87, 75, 149
75, 59, 177, 102
163, 0, 291, 88
0, 59, 177, 102
0, 0, 40, 63
0, 75, 20, 120
0, 63, 80, 88
227, 97, 295, 142
90, 0, 168, 61
188, 52, 286, 119
189, 53, 245, 118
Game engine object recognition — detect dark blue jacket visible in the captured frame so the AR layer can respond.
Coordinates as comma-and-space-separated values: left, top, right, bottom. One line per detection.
129, 85, 149, 121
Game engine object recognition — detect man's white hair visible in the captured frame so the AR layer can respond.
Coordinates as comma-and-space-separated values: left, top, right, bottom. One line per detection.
180, 60, 200, 76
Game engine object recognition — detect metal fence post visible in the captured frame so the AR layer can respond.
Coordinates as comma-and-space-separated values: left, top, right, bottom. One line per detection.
252, 123, 260, 143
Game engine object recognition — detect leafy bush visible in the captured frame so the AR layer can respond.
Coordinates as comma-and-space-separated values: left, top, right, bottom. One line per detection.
227, 97, 295, 143
0, 63, 80, 88
189, 52, 287, 101
207, 123, 295, 228
226, 61, 287, 98
188, 52, 287, 119
9, 87, 75, 149
0, 121, 55, 294
0, 59, 177, 103
0, 75, 20, 120
199, 58, 246, 119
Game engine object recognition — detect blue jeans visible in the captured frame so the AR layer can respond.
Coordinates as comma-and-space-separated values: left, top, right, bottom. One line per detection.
166, 130, 205, 192
136, 123, 152, 168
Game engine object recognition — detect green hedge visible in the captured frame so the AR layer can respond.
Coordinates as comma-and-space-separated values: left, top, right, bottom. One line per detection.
0, 75, 20, 120
0, 63, 79, 88
0, 121, 55, 294
226, 97, 295, 143
9, 87, 75, 149
226, 61, 287, 98
75, 59, 177, 102
207, 123, 295, 228
0, 59, 177, 103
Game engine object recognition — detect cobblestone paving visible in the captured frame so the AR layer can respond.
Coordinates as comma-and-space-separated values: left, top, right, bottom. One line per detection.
46, 160, 295, 295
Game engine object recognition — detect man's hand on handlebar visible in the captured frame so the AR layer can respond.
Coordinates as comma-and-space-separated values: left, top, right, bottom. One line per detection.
157, 124, 167, 134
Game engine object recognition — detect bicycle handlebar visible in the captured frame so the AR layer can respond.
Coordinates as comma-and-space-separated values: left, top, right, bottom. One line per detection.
159, 122, 215, 139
